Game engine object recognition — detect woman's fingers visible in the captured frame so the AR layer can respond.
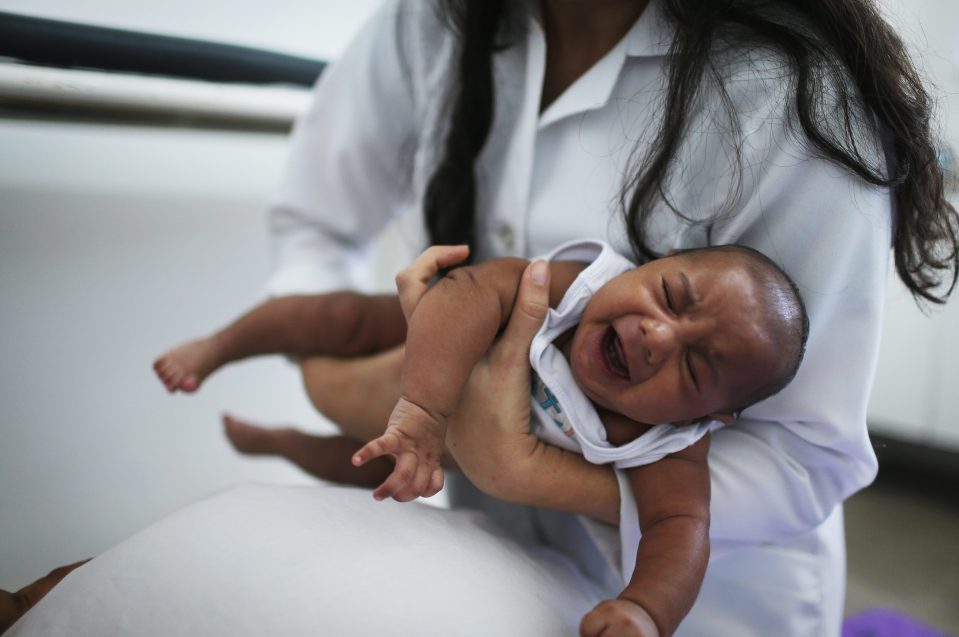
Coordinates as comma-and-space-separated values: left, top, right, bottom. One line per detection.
396, 245, 470, 321
489, 259, 550, 367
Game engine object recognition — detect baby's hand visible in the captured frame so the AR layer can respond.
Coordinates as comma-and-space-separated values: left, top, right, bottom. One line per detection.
352, 396, 446, 502
580, 599, 660, 637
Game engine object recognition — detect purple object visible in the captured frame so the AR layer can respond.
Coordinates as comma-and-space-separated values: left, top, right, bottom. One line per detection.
842, 608, 951, 637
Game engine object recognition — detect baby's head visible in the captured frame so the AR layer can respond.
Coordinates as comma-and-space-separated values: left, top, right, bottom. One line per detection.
569, 245, 808, 426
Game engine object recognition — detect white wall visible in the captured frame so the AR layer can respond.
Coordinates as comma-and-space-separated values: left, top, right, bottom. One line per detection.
867, 0, 959, 450
0, 120, 315, 588
0, 1, 387, 590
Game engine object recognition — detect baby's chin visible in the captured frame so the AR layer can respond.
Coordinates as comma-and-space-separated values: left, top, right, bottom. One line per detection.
599, 395, 681, 427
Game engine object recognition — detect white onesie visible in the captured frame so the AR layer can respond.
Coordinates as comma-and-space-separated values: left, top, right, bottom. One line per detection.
528, 238, 722, 468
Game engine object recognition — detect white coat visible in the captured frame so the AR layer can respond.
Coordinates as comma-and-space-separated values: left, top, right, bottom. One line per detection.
266, 1, 891, 634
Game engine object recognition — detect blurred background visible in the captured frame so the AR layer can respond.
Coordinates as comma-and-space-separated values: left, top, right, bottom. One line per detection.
1, 1, 956, 634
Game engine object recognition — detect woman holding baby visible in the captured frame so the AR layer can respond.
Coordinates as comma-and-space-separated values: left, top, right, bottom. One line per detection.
259, 0, 956, 633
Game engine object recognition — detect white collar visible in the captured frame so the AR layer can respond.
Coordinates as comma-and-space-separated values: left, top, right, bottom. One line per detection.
530, 0, 673, 128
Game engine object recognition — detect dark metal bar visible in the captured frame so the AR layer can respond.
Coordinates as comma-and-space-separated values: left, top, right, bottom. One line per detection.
0, 11, 326, 86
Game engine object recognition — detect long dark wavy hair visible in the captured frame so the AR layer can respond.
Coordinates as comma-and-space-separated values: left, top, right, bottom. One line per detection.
423, 0, 959, 306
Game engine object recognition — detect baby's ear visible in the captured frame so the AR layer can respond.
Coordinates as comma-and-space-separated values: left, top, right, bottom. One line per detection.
671, 412, 736, 427
704, 412, 737, 426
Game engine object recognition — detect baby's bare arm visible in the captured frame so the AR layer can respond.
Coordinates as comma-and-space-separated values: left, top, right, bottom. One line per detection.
400, 256, 584, 420
399, 258, 530, 420
352, 258, 531, 501
615, 437, 711, 636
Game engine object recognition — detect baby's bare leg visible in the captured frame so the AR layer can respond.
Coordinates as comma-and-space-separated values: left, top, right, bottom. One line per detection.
301, 346, 459, 469
299, 346, 404, 441
155, 296, 311, 393
153, 337, 222, 393
223, 346, 454, 484
153, 294, 406, 393
222, 414, 393, 487
217, 347, 403, 486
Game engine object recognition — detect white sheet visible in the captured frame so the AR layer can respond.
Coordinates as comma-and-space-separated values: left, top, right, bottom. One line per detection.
9, 484, 608, 637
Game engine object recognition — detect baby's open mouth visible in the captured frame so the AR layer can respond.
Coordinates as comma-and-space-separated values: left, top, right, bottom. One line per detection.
602, 326, 630, 379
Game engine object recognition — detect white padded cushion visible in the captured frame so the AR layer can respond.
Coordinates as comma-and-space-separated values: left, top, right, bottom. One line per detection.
9, 484, 602, 636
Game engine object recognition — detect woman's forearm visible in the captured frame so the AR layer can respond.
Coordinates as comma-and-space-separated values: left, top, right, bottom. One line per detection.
300, 347, 621, 523
502, 441, 621, 525
445, 397, 621, 525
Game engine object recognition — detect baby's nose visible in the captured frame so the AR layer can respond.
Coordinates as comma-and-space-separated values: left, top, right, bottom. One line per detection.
641, 318, 678, 365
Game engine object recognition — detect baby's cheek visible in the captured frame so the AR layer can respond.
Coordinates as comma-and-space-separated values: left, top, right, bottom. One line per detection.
622, 382, 689, 424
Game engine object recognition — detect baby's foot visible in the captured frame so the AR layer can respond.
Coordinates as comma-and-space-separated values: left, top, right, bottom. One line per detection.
223, 414, 394, 488
223, 413, 286, 455
153, 338, 221, 393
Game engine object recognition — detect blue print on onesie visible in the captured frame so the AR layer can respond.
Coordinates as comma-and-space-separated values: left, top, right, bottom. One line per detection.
532, 374, 575, 439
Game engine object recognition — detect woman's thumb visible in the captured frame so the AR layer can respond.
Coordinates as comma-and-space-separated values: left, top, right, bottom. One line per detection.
494, 260, 551, 363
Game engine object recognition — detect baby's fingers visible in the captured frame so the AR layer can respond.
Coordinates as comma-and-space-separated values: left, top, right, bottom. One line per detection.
372, 452, 418, 501
579, 607, 612, 637
580, 600, 658, 637
392, 463, 436, 503
425, 467, 445, 498
352, 434, 399, 467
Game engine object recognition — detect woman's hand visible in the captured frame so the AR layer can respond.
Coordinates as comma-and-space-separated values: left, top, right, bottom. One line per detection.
441, 260, 621, 524
303, 245, 619, 521
390, 246, 562, 504
442, 258, 551, 495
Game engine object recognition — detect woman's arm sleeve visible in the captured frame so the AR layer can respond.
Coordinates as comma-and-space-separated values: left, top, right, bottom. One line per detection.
265, 0, 421, 296
697, 83, 892, 545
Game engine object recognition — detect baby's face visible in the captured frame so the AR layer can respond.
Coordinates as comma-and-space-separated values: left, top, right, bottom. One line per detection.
569, 252, 780, 426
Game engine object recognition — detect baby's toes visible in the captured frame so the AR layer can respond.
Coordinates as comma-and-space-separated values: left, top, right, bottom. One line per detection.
178, 374, 199, 392
153, 359, 176, 389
